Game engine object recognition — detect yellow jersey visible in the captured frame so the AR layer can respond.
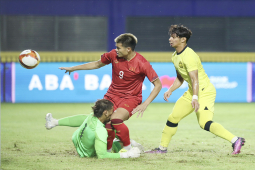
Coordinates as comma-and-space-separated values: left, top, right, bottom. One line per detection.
172, 46, 210, 94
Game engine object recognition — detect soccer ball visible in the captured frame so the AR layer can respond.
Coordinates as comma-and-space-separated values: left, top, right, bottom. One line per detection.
19, 49, 40, 69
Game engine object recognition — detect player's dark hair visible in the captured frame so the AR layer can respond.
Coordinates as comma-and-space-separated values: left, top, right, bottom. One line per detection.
169, 24, 192, 43
92, 99, 113, 118
114, 33, 138, 51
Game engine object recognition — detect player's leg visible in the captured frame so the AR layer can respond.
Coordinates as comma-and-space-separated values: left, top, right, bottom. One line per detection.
146, 96, 194, 153
196, 109, 245, 154
45, 113, 58, 129
103, 95, 118, 151
197, 84, 245, 154
160, 97, 193, 149
196, 109, 236, 142
110, 97, 141, 151
45, 113, 87, 130
111, 108, 131, 150
105, 122, 116, 152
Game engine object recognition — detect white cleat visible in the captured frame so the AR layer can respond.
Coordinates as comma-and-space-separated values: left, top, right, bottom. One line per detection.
130, 139, 144, 152
45, 113, 57, 130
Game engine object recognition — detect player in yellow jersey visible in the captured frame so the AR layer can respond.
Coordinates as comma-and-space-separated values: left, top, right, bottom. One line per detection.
146, 24, 245, 155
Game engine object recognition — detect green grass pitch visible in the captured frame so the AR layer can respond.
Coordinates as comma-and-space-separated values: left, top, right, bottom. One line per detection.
1, 103, 255, 170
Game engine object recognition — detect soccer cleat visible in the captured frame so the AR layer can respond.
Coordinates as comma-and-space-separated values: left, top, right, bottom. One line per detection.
130, 139, 144, 152
45, 113, 57, 130
145, 148, 167, 154
232, 137, 245, 155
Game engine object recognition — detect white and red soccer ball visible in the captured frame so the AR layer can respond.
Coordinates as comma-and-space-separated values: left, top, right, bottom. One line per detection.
19, 49, 40, 69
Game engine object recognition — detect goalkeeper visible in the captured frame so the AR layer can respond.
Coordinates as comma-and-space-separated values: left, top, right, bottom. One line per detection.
45, 99, 142, 159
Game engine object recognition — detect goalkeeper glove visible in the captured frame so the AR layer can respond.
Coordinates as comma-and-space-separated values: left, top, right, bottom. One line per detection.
119, 147, 141, 158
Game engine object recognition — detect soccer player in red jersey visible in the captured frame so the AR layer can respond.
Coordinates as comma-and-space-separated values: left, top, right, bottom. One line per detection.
59, 33, 162, 151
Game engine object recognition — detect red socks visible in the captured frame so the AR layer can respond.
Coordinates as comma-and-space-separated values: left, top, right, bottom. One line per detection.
111, 119, 130, 147
106, 123, 115, 150
106, 119, 131, 149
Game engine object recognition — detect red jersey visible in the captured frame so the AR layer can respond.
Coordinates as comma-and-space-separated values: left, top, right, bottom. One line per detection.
101, 49, 158, 99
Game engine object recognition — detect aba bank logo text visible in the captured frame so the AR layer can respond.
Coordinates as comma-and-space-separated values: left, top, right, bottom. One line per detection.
28, 73, 148, 91
27, 73, 237, 91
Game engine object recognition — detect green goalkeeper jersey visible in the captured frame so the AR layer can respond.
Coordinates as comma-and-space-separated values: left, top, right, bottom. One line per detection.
71, 113, 120, 159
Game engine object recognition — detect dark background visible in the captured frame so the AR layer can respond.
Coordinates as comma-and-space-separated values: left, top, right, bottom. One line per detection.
1, 0, 255, 52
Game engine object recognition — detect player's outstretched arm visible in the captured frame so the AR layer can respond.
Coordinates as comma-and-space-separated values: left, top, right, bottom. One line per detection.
95, 132, 122, 159
132, 78, 162, 118
189, 70, 200, 112
95, 129, 141, 159
164, 70, 184, 102
96, 139, 141, 159
59, 60, 106, 75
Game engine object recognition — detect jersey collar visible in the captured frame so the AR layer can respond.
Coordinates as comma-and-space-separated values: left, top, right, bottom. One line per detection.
177, 45, 188, 55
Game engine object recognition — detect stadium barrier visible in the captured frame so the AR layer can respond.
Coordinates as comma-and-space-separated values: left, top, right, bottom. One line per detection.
1, 52, 255, 62
1, 62, 254, 103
